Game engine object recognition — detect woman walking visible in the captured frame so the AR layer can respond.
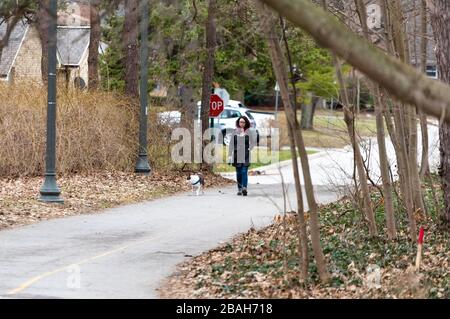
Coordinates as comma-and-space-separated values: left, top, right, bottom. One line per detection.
228, 116, 256, 196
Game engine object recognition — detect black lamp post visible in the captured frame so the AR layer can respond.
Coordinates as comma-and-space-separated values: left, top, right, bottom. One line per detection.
135, 0, 151, 175
39, 0, 63, 203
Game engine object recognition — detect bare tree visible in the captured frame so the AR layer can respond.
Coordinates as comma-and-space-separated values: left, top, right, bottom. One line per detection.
199, 0, 217, 170
286, 123, 309, 281
36, 0, 50, 83
322, 0, 378, 237
353, 0, 396, 239
418, 0, 430, 180
123, 0, 139, 98
255, 0, 330, 283
335, 54, 379, 236
255, 0, 450, 240
258, 0, 450, 122
88, 0, 101, 90
279, 17, 309, 280
427, 0, 450, 231
381, 0, 422, 240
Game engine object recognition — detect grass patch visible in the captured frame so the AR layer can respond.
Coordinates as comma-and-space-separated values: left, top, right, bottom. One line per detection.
278, 111, 379, 148
214, 148, 317, 172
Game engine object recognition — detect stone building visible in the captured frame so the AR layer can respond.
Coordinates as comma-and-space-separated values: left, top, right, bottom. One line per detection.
56, 25, 90, 89
0, 0, 91, 87
0, 22, 90, 88
0, 21, 41, 83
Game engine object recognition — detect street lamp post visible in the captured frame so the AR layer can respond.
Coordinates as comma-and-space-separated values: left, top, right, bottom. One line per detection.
135, 0, 151, 175
39, 0, 63, 203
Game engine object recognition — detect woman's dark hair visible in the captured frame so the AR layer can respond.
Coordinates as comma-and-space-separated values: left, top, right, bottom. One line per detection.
236, 116, 251, 130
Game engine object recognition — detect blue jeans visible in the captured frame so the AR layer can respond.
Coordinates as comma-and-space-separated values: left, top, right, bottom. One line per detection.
236, 166, 248, 190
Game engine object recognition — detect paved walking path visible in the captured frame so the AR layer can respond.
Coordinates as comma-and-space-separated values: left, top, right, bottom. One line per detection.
0, 124, 439, 298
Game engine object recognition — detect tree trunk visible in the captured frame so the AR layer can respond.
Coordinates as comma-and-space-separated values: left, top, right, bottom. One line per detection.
180, 85, 196, 163
256, 0, 330, 283
419, 0, 430, 180
419, 111, 429, 179
428, 0, 450, 231
280, 16, 300, 115
382, 93, 417, 242
301, 96, 318, 130
199, 0, 217, 169
393, 0, 426, 223
37, 0, 50, 84
409, 107, 426, 214
280, 17, 309, 280
323, 0, 376, 237
394, 103, 418, 240
333, 54, 378, 237
438, 122, 450, 231
375, 91, 397, 238
259, 0, 450, 123
287, 120, 309, 281
88, 0, 101, 90
354, 0, 396, 238
379, 0, 419, 240
123, 0, 139, 98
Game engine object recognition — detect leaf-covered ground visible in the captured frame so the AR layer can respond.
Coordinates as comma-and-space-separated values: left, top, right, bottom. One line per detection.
160, 183, 449, 299
0, 171, 233, 231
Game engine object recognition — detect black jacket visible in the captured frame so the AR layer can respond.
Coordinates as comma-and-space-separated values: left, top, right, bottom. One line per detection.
228, 129, 256, 167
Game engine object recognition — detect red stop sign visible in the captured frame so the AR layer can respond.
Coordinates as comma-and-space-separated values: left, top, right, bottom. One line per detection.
209, 94, 224, 117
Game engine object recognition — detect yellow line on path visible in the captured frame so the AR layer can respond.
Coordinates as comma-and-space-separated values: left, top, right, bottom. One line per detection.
7, 233, 165, 296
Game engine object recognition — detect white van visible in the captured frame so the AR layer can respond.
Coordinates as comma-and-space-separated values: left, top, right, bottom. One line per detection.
227, 99, 248, 108
157, 101, 260, 145
196, 101, 259, 145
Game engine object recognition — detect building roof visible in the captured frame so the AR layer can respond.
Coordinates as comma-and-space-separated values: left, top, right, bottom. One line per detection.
0, 22, 91, 79
0, 21, 28, 78
56, 26, 90, 66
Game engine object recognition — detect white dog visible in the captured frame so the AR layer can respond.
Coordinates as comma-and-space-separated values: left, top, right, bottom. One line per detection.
187, 173, 205, 196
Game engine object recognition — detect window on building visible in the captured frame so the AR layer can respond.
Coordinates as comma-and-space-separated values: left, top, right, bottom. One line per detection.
426, 65, 438, 79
